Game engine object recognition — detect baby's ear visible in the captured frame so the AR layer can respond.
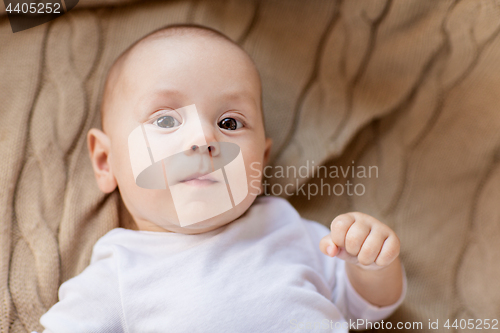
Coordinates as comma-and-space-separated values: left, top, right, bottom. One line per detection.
87, 128, 117, 193
263, 137, 272, 166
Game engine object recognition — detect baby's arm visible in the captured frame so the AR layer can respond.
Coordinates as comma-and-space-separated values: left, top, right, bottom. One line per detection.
319, 212, 404, 307
39, 244, 126, 332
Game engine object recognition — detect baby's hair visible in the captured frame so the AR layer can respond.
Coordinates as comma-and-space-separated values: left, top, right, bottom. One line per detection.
100, 23, 265, 133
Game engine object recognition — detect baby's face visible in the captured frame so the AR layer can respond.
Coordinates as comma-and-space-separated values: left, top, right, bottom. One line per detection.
103, 36, 270, 234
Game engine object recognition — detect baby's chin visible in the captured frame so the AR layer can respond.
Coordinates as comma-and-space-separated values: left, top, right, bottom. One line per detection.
147, 194, 257, 234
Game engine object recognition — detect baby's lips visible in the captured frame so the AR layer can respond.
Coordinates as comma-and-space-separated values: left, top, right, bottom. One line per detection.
179, 171, 219, 184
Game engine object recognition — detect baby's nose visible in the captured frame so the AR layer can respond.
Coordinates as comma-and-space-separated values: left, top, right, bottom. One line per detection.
190, 142, 220, 156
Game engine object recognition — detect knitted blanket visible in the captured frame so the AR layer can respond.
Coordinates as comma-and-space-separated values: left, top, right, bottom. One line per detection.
1, 0, 499, 332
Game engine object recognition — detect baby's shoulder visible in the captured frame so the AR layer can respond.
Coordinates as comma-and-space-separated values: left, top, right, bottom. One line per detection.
89, 228, 140, 264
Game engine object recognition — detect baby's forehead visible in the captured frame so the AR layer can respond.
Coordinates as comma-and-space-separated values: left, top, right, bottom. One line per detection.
125, 32, 256, 74
102, 30, 263, 130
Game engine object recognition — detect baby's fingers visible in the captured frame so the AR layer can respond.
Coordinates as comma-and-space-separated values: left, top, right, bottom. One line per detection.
319, 235, 339, 257
375, 235, 400, 267
357, 232, 386, 266
329, 213, 357, 248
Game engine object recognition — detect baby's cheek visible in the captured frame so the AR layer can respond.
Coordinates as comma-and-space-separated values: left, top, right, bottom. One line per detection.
242, 144, 265, 169
242, 157, 264, 196
132, 188, 179, 223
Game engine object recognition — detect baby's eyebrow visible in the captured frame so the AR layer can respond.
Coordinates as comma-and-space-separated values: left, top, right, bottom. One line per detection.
218, 90, 259, 109
134, 88, 187, 121
133, 87, 259, 122
142, 88, 186, 104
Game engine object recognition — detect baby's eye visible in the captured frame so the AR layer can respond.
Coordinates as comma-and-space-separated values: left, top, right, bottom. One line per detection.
218, 117, 243, 131
154, 115, 182, 128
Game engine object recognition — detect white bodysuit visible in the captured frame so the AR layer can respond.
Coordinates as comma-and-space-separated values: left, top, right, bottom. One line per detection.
40, 196, 406, 332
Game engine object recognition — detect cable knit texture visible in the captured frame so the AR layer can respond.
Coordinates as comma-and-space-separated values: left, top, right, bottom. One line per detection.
1, 0, 499, 332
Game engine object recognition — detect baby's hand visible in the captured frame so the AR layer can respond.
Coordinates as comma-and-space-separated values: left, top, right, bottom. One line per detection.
319, 212, 400, 270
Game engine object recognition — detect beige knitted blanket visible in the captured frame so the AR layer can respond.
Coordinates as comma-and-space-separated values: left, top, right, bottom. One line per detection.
1, 0, 500, 332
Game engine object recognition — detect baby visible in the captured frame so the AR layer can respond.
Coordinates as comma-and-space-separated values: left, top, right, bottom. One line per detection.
39, 23, 406, 332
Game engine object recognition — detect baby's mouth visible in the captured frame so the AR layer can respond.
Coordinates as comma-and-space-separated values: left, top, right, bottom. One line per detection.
179, 172, 218, 187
